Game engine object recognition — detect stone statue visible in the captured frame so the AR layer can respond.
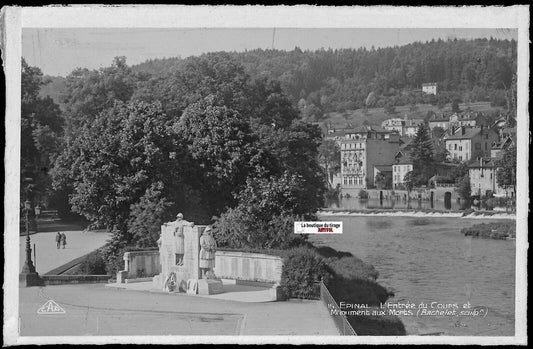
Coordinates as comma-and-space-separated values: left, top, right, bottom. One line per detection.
199, 226, 217, 279
168, 213, 194, 266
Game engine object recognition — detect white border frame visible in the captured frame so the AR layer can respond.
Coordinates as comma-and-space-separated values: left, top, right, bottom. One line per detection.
2, 5, 529, 345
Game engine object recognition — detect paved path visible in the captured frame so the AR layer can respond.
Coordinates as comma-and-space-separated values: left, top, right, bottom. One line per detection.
19, 284, 339, 337
19, 231, 111, 274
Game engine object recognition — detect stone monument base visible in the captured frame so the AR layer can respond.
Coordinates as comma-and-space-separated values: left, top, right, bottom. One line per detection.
197, 278, 224, 295
20, 272, 42, 287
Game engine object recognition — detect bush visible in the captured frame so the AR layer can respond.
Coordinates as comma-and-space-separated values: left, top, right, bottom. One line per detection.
461, 222, 515, 239
127, 184, 173, 248
358, 190, 369, 199
77, 249, 108, 275
327, 256, 379, 282
280, 247, 332, 299
213, 208, 307, 250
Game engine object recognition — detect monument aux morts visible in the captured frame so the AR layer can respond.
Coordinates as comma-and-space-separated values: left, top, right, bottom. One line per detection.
152, 213, 224, 295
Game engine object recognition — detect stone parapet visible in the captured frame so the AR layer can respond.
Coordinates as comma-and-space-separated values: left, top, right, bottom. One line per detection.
214, 251, 283, 284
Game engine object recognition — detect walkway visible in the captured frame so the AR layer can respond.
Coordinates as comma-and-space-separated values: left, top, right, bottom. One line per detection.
19, 283, 338, 336
19, 230, 111, 274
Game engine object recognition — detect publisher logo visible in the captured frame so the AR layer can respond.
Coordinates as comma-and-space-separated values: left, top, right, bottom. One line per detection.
37, 300, 66, 314
294, 222, 343, 234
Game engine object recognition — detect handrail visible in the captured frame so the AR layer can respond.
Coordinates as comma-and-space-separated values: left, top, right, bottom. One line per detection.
319, 281, 357, 336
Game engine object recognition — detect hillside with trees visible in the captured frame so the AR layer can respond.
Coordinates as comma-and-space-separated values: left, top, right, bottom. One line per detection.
43, 38, 517, 124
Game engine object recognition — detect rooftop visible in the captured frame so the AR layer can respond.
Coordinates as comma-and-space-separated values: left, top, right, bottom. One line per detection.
445, 127, 482, 140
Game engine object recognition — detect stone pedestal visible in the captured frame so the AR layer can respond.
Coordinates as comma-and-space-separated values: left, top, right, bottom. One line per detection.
197, 278, 224, 295
20, 272, 42, 287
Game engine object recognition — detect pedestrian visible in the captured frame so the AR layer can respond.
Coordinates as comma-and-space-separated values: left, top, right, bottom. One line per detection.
61, 232, 67, 249
55, 232, 61, 249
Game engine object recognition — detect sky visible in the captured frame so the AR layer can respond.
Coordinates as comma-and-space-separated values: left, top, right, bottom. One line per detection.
22, 28, 517, 77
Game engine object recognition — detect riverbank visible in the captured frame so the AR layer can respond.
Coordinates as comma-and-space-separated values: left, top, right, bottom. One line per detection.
318, 208, 516, 220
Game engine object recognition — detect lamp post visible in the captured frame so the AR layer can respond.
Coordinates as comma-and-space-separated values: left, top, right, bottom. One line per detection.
20, 200, 40, 286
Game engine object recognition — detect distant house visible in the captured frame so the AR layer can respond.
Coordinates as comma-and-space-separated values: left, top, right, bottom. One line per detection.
403, 118, 424, 137
422, 82, 438, 95
381, 117, 424, 137
468, 158, 513, 198
500, 127, 517, 144
392, 150, 413, 189
449, 113, 477, 128
491, 136, 514, 159
428, 113, 450, 130
444, 126, 499, 162
381, 118, 404, 135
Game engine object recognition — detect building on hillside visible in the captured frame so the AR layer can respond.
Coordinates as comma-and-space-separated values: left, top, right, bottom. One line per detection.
468, 158, 514, 198
382, 117, 424, 137
403, 118, 424, 137
491, 136, 514, 159
381, 118, 404, 135
422, 82, 438, 95
428, 113, 450, 130
324, 130, 347, 144
500, 127, 517, 144
340, 130, 401, 191
449, 113, 477, 127
444, 126, 499, 162
392, 150, 413, 189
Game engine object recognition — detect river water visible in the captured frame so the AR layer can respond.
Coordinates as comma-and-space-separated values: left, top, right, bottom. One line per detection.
311, 215, 515, 336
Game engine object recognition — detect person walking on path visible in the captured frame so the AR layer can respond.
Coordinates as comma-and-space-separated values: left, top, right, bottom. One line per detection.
55, 232, 62, 249
61, 232, 67, 249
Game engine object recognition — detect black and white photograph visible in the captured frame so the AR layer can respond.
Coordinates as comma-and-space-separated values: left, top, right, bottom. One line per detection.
2, 5, 528, 345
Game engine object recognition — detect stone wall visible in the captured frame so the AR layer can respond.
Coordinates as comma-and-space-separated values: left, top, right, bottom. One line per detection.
122, 250, 160, 279
214, 251, 283, 284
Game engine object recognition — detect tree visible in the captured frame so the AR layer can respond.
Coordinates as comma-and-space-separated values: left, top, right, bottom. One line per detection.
384, 101, 396, 115
318, 139, 341, 189
431, 126, 446, 140
176, 95, 259, 219
52, 101, 183, 233
63, 56, 138, 129
21, 58, 63, 206
404, 171, 415, 192
409, 123, 435, 185
127, 183, 174, 248
451, 99, 461, 113
213, 173, 310, 249
375, 172, 392, 190
495, 145, 516, 196
456, 174, 471, 202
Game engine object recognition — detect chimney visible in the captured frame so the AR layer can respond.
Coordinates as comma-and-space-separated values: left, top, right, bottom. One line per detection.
461, 126, 466, 135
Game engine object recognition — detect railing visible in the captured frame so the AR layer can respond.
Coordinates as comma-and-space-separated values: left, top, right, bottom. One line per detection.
319, 281, 357, 336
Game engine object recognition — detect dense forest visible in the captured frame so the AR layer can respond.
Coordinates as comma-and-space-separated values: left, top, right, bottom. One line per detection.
131, 38, 517, 118
41, 38, 517, 122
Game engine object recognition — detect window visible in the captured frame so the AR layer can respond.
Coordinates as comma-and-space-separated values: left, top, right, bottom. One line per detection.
454, 144, 458, 150
485, 143, 488, 150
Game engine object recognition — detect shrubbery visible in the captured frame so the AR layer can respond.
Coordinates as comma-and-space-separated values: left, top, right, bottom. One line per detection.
214, 209, 306, 250
280, 247, 332, 299
461, 222, 515, 239
358, 190, 369, 199
76, 249, 108, 275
